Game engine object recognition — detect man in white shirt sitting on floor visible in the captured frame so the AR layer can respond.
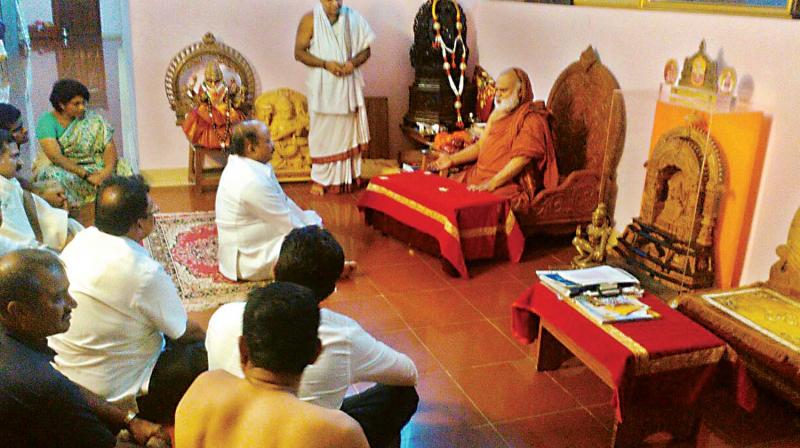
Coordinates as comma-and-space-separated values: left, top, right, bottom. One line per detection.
48, 175, 207, 424
0, 129, 81, 251
215, 120, 324, 281
206, 225, 419, 448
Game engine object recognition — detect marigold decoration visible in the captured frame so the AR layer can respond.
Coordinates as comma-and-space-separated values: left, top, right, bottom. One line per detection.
432, 0, 466, 128
433, 130, 475, 154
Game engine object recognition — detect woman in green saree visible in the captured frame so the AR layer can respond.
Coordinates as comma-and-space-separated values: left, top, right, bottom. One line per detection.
35, 79, 131, 220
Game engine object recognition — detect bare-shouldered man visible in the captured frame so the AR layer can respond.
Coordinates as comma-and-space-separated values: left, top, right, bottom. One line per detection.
175, 282, 368, 448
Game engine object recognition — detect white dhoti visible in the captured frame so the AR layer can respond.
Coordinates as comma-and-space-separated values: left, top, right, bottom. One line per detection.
307, 4, 375, 191
309, 109, 369, 188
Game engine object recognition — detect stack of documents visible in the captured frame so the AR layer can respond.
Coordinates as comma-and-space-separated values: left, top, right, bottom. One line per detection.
536, 266, 658, 324
536, 265, 640, 298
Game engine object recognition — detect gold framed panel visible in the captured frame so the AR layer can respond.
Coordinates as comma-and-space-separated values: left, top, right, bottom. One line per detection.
509, 0, 799, 18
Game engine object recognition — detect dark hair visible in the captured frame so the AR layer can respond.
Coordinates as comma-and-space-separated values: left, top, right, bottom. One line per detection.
228, 120, 266, 156
0, 103, 21, 130
0, 249, 64, 313
95, 175, 150, 236
274, 226, 344, 302
243, 282, 320, 375
0, 129, 15, 156
49, 79, 90, 112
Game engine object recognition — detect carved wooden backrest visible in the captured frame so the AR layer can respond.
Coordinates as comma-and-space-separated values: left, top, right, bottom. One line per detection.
546, 47, 625, 184
768, 207, 800, 298
165, 33, 256, 125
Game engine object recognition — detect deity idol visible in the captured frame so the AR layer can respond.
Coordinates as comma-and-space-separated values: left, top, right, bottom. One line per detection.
182, 61, 246, 149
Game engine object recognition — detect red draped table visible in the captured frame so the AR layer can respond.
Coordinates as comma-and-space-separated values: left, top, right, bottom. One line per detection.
512, 280, 755, 447
357, 172, 525, 278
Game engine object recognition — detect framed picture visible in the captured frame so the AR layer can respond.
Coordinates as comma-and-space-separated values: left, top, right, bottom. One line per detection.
499, 0, 800, 17
642, 0, 798, 18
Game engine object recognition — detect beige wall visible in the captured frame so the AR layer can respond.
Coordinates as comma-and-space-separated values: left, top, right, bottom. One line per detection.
127, 0, 481, 172
475, 1, 800, 284
127, 0, 797, 284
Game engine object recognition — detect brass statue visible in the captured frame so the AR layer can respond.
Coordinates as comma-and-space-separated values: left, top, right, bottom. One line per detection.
254, 88, 312, 181
572, 203, 612, 268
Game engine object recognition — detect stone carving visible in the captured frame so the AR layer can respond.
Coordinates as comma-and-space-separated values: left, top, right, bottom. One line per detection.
404, 0, 475, 129
254, 88, 311, 182
617, 118, 725, 290
769, 208, 800, 297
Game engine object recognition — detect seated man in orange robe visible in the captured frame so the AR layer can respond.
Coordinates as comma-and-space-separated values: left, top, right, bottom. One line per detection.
430, 68, 559, 210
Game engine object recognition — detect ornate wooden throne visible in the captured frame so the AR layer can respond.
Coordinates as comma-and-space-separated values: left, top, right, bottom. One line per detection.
516, 46, 626, 235
165, 32, 256, 192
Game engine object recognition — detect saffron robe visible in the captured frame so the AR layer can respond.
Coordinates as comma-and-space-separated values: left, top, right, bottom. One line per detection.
452, 101, 559, 211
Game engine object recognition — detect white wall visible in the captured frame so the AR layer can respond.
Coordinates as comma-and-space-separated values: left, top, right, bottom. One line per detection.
126, 0, 480, 171
475, 1, 800, 284
20, 0, 53, 23
100, 0, 122, 37
20, 0, 121, 36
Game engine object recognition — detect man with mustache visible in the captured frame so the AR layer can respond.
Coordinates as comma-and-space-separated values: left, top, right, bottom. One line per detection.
0, 249, 169, 447
0, 103, 68, 210
430, 68, 559, 210
0, 130, 82, 251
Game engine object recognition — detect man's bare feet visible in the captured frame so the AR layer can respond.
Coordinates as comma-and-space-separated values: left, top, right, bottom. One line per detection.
340, 260, 358, 279
310, 183, 325, 196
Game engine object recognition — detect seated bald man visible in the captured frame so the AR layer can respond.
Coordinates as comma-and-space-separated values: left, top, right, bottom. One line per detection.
430, 68, 559, 210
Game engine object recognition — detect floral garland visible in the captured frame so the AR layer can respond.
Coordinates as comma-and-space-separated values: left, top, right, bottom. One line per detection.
432, 0, 466, 128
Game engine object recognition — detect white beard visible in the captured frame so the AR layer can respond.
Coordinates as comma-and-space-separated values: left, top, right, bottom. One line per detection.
493, 86, 521, 115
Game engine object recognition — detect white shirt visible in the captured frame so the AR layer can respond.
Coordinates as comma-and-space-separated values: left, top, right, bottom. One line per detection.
206, 302, 418, 409
215, 155, 322, 281
48, 227, 188, 403
0, 175, 82, 251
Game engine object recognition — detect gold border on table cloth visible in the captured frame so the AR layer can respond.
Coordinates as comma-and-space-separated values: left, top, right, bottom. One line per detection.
366, 183, 460, 239
560, 293, 725, 375
452, 211, 519, 239
561, 296, 651, 366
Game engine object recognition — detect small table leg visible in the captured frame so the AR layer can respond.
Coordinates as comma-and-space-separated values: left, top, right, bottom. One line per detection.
535, 324, 574, 372
611, 395, 701, 447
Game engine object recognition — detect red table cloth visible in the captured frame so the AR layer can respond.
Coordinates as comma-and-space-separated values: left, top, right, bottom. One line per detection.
358, 172, 525, 278
511, 281, 755, 422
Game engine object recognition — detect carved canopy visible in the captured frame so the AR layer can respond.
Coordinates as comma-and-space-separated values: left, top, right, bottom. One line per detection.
165, 32, 256, 125
640, 122, 724, 247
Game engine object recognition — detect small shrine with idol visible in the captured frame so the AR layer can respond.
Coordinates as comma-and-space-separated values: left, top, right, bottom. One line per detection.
404, 0, 477, 135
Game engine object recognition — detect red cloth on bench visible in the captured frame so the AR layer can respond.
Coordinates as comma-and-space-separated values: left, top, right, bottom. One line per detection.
511, 281, 753, 421
358, 172, 524, 278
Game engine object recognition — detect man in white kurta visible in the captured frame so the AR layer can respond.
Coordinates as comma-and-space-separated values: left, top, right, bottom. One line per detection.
0, 135, 82, 251
216, 120, 322, 281
295, 0, 375, 194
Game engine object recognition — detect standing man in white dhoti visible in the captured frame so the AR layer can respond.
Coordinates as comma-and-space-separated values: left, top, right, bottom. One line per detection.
295, 0, 375, 195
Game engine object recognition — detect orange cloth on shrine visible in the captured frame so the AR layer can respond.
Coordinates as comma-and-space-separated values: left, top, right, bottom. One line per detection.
182, 85, 245, 150
451, 68, 559, 210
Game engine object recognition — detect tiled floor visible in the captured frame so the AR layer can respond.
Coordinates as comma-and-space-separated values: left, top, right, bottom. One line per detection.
153, 184, 800, 448
9, 34, 800, 448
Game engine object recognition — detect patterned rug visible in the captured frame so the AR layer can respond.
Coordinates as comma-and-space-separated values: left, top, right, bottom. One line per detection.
144, 211, 263, 312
